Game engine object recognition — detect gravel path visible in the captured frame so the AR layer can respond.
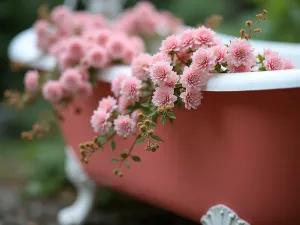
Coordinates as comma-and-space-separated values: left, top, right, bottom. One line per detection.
0, 184, 197, 225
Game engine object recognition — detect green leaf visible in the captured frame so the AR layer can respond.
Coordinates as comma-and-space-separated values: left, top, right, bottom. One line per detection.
151, 135, 163, 142
125, 160, 131, 169
111, 140, 116, 151
141, 102, 150, 108
110, 158, 119, 163
120, 153, 128, 159
132, 156, 141, 162
259, 67, 267, 71
258, 54, 264, 62
136, 136, 146, 145
161, 115, 167, 125
215, 63, 221, 72
152, 113, 158, 122
167, 112, 176, 119
98, 136, 107, 145
148, 110, 156, 117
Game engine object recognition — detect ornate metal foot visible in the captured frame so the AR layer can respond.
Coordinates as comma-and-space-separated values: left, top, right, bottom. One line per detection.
58, 146, 96, 225
201, 204, 250, 225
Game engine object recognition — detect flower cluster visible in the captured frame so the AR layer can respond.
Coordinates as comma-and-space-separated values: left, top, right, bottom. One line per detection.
5, 2, 182, 141
82, 10, 295, 176
114, 1, 182, 37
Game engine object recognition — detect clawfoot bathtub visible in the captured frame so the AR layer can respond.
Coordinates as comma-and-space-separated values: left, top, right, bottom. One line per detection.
57, 66, 300, 225
7, 28, 300, 225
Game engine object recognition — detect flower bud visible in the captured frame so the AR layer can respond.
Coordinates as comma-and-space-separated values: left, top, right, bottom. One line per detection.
253, 28, 261, 33
262, 10, 267, 14
157, 107, 164, 114
246, 20, 252, 27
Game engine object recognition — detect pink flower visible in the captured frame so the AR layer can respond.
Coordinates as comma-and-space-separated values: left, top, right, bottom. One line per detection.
123, 46, 137, 64
58, 52, 77, 70
131, 36, 145, 53
111, 74, 127, 97
131, 53, 152, 81
24, 70, 39, 94
160, 35, 180, 54
34, 20, 49, 36
85, 46, 108, 69
227, 63, 252, 73
180, 89, 202, 110
98, 96, 117, 114
191, 48, 216, 72
118, 95, 134, 114
120, 76, 142, 101
152, 86, 177, 108
113, 115, 136, 138
194, 26, 215, 48
180, 66, 207, 90
227, 38, 256, 67
51, 5, 71, 24
67, 37, 85, 60
60, 68, 82, 92
179, 29, 196, 50
282, 59, 294, 69
42, 81, 63, 103
212, 45, 226, 64
151, 52, 172, 64
149, 61, 173, 85
131, 109, 142, 123
164, 71, 179, 88
76, 82, 93, 98
106, 36, 126, 60
90, 109, 111, 135
263, 50, 283, 71
94, 29, 112, 46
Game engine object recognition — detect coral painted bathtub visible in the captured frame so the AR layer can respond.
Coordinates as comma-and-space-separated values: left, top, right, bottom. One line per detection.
8, 28, 300, 225
57, 66, 300, 225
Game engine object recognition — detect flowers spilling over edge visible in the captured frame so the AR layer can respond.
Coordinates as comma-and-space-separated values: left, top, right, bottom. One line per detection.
80, 10, 295, 177
4, 2, 182, 140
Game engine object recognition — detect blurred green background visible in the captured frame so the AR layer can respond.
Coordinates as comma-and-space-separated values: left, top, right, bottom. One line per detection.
0, 0, 299, 196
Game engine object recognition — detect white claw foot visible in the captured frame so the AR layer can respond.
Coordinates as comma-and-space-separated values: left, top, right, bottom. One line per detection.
58, 146, 96, 225
201, 204, 250, 225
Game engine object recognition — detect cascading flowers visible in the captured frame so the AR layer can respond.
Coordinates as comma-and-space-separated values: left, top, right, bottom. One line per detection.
80, 10, 295, 177
4, 2, 182, 140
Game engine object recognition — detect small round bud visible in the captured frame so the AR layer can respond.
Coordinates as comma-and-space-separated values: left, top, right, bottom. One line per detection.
246, 20, 252, 27
32, 124, 40, 132
138, 112, 145, 119
157, 108, 164, 114
144, 119, 152, 126
139, 125, 147, 132
147, 130, 154, 136
113, 169, 118, 175
262, 10, 267, 14
165, 105, 172, 111
253, 28, 261, 33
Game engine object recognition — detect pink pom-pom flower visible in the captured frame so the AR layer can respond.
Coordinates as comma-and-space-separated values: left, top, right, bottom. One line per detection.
194, 26, 215, 48
180, 66, 207, 90
60, 68, 82, 92
227, 38, 256, 67
42, 81, 63, 103
111, 74, 127, 97
149, 61, 173, 85
24, 70, 39, 94
85, 46, 108, 69
191, 48, 216, 72
120, 76, 142, 101
227, 63, 252, 73
179, 29, 196, 51
263, 49, 283, 71
90, 109, 112, 135
160, 35, 180, 54
113, 115, 136, 138
131, 53, 152, 81
152, 86, 177, 108
76, 81, 93, 98
98, 96, 117, 114
180, 89, 202, 110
